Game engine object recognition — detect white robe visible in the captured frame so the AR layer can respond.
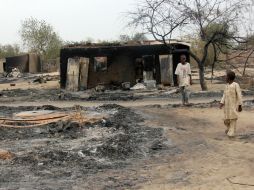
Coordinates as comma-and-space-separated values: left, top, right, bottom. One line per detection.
220, 82, 243, 120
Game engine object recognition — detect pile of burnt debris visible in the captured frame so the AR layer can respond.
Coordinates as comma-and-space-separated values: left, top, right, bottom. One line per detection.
31, 75, 59, 84
0, 105, 175, 189
0, 68, 59, 82
6, 68, 22, 78
1, 87, 254, 102
0, 89, 61, 101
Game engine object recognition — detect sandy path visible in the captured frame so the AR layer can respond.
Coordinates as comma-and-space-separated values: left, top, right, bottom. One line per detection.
0, 98, 216, 108
135, 107, 254, 190
0, 96, 252, 108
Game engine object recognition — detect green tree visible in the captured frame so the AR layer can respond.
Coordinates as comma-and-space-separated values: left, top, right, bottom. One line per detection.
187, 23, 233, 67
132, 33, 148, 41
119, 34, 131, 42
0, 44, 21, 58
186, 35, 215, 67
20, 17, 62, 60
119, 33, 147, 43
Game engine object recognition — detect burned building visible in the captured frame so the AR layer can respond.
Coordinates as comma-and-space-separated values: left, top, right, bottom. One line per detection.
60, 41, 190, 91
0, 58, 5, 73
4, 53, 41, 73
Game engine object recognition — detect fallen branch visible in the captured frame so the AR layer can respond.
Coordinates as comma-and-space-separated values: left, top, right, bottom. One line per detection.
0, 114, 68, 122
0, 116, 70, 129
226, 177, 254, 187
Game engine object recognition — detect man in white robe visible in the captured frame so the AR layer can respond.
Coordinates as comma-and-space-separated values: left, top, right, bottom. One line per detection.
220, 71, 243, 137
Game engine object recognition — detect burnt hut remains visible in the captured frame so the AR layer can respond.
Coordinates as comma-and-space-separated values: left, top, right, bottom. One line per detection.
60, 41, 190, 91
4, 53, 41, 73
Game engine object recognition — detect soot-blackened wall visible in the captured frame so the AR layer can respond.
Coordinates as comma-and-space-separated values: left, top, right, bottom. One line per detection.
87, 53, 136, 88
60, 49, 136, 89
5, 54, 29, 73
60, 43, 190, 89
5, 54, 41, 73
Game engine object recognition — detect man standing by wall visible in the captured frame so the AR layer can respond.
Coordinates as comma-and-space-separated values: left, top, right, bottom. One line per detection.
175, 54, 192, 105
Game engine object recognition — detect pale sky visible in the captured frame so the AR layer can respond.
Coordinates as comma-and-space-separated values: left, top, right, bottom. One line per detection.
0, 0, 253, 45
0, 0, 138, 45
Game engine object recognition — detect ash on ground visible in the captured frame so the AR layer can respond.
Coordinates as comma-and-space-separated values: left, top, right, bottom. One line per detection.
0, 104, 175, 190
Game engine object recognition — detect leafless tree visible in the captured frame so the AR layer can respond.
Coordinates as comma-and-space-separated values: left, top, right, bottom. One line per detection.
242, 48, 254, 76
129, 0, 253, 90
215, 35, 254, 77
129, 0, 188, 51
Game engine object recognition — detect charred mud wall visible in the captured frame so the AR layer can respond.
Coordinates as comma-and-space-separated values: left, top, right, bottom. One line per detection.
155, 55, 161, 84
60, 44, 190, 88
60, 52, 136, 89
5, 54, 29, 73
5, 54, 41, 73
87, 53, 136, 88
29, 53, 41, 73
0, 59, 5, 73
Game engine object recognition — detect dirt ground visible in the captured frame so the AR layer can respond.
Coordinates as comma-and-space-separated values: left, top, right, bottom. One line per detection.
0, 70, 254, 190
136, 105, 254, 190
0, 102, 253, 190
